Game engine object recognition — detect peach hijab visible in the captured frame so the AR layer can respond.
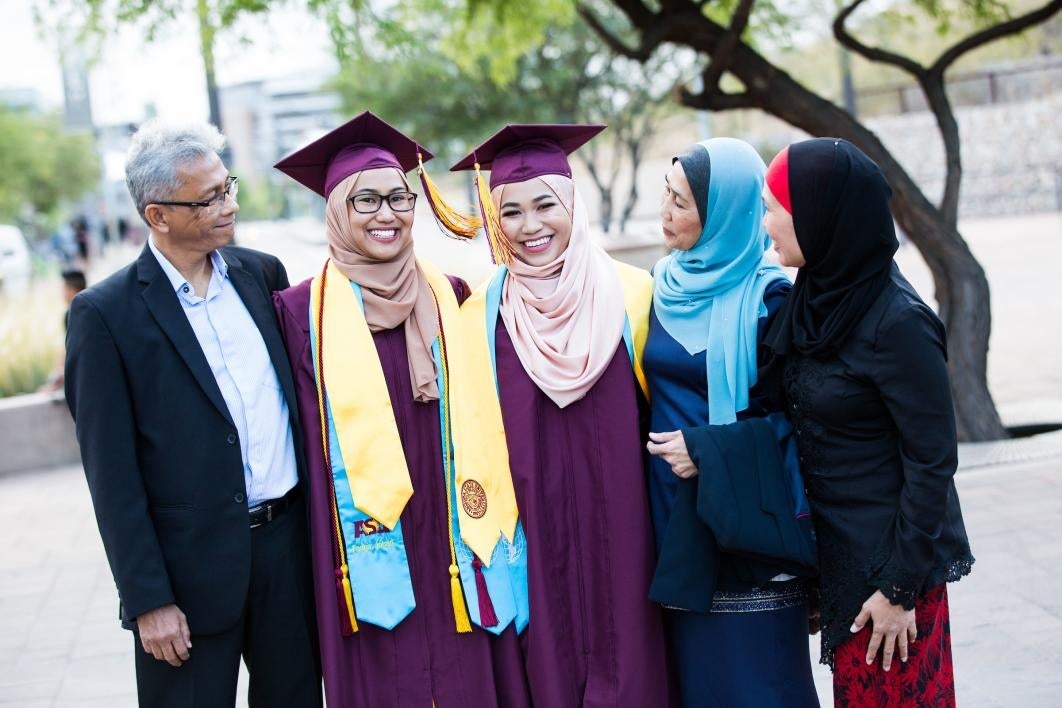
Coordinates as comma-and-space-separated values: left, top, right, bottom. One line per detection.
493, 174, 625, 408
324, 170, 440, 402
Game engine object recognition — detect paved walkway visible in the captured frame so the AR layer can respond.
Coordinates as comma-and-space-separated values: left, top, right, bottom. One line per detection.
2, 445, 1061, 707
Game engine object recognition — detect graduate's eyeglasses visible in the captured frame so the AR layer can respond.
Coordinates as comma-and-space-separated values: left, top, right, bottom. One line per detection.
154, 176, 239, 210
348, 191, 417, 214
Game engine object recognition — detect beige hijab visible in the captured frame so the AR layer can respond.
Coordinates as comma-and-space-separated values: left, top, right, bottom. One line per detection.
325, 170, 439, 402
495, 174, 625, 408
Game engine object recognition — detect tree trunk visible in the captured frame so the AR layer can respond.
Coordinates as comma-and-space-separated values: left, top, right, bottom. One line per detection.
619, 140, 642, 234
600, 192, 614, 234
745, 64, 1006, 441
575, 153, 617, 235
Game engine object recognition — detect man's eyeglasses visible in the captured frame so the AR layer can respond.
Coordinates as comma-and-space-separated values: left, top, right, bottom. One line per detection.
348, 191, 417, 214
154, 176, 239, 210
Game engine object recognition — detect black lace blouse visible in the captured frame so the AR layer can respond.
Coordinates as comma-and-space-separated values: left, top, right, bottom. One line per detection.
782, 266, 974, 666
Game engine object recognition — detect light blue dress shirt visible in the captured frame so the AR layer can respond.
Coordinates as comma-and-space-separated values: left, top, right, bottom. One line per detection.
149, 237, 298, 506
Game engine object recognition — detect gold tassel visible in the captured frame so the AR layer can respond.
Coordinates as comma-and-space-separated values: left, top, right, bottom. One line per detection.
341, 564, 359, 632
449, 564, 473, 633
474, 162, 516, 266
419, 153, 482, 239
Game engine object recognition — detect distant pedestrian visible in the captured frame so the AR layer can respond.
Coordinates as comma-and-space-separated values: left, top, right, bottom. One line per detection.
38, 269, 87, 394
73, 216, 90, 263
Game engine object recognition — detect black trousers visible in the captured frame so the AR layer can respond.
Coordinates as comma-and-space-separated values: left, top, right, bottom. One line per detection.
133, 504, 322, 708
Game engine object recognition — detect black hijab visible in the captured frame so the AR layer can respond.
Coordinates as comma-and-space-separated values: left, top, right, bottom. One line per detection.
764, 138, 899, 358
675, 144, 711, 226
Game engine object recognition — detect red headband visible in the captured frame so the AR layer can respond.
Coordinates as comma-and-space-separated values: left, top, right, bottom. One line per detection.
765, 146, 792, 214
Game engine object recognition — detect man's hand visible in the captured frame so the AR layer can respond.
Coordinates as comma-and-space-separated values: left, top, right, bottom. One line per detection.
647, 430, 698, 478
137, 604, 192, 667
851, 590, 917, 672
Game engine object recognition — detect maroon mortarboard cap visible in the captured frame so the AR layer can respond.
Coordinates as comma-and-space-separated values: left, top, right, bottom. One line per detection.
274, 111, 433, 198
450, 124, 605, 190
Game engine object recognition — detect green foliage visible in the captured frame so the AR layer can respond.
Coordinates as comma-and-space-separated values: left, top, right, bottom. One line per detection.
908, 0, 1011, 34
446, 0, 575, 83
0, 108, 99, 225
332, 12, 686, 153
35, 0, 276, 42
233, 177, 283, 221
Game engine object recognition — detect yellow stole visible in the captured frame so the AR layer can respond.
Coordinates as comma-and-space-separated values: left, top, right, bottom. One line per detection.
311, 258, 520, 563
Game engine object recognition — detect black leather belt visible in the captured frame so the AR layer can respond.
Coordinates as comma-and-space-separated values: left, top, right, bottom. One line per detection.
249, 487, 299, 528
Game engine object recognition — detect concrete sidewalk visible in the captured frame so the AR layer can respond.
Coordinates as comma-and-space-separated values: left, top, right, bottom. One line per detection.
2, 444, 1061, 706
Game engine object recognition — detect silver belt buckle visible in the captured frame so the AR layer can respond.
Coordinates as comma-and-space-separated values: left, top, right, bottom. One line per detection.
249, 502, 265, 529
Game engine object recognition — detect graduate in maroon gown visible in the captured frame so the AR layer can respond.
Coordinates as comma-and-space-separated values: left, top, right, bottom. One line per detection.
452, 125, 671, 707
271, 112, 532, 708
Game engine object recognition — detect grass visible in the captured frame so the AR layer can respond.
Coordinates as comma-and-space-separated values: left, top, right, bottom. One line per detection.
0, 279, 64, 398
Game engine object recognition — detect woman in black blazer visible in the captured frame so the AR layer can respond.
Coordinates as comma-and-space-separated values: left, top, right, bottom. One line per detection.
761, 138, 974, 706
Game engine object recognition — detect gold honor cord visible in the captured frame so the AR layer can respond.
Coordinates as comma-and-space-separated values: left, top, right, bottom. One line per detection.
428, 281, 473, 633
314, 262, 359, 635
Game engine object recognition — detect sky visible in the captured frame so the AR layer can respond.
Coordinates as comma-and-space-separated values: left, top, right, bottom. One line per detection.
0, 2, 337, 126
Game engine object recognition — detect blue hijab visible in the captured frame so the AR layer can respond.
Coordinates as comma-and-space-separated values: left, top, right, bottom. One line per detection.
653, 138, 788, 425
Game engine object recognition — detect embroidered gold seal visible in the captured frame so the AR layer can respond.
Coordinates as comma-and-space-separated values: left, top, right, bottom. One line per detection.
460, 479, 488, 519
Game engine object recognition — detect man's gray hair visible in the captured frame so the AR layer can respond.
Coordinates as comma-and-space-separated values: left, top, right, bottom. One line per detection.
125, 120, 227, 223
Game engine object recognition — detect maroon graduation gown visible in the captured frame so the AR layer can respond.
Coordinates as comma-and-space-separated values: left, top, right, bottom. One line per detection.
274, 278, 532, 708
494, 320, 671, 707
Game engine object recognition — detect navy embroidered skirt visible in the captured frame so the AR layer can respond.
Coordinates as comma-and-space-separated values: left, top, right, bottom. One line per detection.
664, 580, 820, 707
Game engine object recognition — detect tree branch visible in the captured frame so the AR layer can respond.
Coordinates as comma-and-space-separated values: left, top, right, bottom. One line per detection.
606, 0, 657, 32
577, 4, 650, 61
932, 0, 1062, 74
678, 86, 757, 111
833, 0, 925, 79
698, 0, 754, 99
578, 0, 696, 62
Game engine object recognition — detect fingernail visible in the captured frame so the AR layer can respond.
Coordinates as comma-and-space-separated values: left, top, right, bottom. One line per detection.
866, 657, 873, 665
849, 624, 859, 633
884, 665, 891, 672
901, 657, 907, 663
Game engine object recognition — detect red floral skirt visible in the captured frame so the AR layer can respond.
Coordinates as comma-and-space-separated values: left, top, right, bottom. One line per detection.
832, 584, 954, 707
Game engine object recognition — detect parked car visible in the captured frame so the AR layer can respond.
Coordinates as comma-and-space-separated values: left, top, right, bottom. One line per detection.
0, 225, 32, 295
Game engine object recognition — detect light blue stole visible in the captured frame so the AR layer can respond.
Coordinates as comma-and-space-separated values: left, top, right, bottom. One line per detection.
310, 281, 529, 634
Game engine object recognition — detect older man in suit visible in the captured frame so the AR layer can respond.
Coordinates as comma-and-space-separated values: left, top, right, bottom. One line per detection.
65, 121, 321, 707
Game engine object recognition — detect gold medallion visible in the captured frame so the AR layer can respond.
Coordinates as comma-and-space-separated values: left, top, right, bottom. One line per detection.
460, 479, 488, 519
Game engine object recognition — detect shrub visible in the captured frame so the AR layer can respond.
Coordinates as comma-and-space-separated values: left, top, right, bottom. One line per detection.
0, 280, 64, 397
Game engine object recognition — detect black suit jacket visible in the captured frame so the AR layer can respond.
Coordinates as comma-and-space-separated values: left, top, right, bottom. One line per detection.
65, 244, 305, 633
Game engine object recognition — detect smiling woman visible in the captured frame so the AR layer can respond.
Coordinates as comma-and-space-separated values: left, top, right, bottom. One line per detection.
270, 112, 532, 708
450, 124, 671, 707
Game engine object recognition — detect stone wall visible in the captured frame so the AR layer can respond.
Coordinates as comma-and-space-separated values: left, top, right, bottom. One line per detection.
865, 93, 1062, 218
0, 393, 80, 475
